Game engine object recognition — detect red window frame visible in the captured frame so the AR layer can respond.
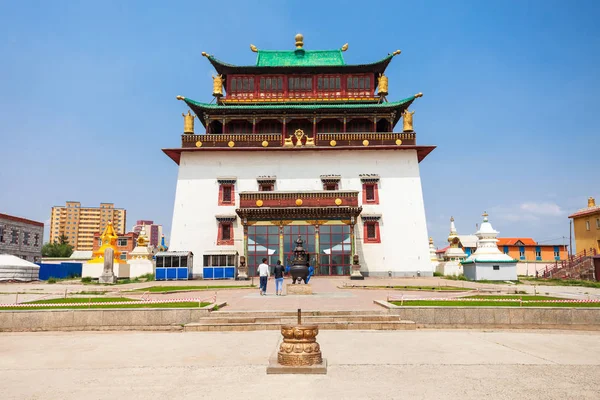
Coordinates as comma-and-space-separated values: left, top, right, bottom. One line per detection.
363, 221, 381, 243
362, 183, 379, 204
259, 183, 274, 191
323, 183, 339, 191
217, 222, 234, 245
218, 184, 235, 206
229, 76, 255, 93
259, 76, 284, 93
288, 76, 313, 92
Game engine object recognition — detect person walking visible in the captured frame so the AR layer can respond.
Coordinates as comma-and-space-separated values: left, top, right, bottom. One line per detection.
274, 260, 285, 295
257, 258, 270, 296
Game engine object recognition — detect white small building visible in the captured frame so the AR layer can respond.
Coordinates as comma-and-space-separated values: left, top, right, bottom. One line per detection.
461, 213, 517, 281
0, 254, 40, 281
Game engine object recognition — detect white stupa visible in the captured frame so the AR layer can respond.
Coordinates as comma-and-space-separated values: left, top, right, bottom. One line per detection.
461, 212, 517, 281
439, 217, 466, 276
429, 237, 439, 271
0, 254, 40, 281
128, 227, 155, 279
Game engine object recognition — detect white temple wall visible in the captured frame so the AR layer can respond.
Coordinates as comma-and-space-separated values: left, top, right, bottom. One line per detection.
169, 149, 432, 277
463, 263, 517, 281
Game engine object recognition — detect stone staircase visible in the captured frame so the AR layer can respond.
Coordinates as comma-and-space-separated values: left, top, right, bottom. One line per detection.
184, 310, 416, 331
543, 248, 597, 280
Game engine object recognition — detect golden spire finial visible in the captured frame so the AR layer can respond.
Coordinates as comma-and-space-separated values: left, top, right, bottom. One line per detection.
295, 33, 304, 49
588, 197, 596, 208
450, 216, 454, 222
341, 43, 349, 52
250, 44, 258, 52
429, 237, 434, 244
201, 51, 209, 57
415, 92, 423, 98
392, 49, 401, 56
176, 95, 185, 100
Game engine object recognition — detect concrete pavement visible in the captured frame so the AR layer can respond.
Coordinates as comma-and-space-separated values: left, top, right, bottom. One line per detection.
1, 329, 600, 399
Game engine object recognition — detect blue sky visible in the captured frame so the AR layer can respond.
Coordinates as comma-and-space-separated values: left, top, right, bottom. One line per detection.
0, 0, 598, 251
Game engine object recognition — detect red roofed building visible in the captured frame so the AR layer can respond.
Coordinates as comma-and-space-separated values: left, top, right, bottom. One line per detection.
496, 238, 567, 263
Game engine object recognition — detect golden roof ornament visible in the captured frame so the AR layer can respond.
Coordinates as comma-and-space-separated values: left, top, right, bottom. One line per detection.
392, 49, 401, 56
402, 109, 415, 132
182, 110, 196, 134
341, 43, 348, 52
377, 73, 389, 97
250, 44, 258, 52
588, 197, 596, 208
295, 33, 304, 49
137, 227, 149, 247
212, 74, 224, 98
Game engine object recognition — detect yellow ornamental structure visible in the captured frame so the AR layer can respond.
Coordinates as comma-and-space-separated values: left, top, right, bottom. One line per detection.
377, 73, 389, 96
212, 74, 224, 98
89, 222, 124, 264
182, 110, 195, 134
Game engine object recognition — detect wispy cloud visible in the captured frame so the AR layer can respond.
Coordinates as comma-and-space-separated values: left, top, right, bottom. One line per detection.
489, 202, 564, 222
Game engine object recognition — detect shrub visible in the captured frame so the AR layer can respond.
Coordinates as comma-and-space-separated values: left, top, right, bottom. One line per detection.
81, 277, 92, 283
433, 271, 443, 277
47, 278, 57, 284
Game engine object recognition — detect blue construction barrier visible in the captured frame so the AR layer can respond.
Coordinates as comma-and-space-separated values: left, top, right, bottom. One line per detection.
36, 262, 83, 281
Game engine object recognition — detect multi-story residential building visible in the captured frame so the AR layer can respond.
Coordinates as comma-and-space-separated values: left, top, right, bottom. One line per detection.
0, 213, 44, 262
132, 220, 163, 247
163, 34, 434, 278
49, 202, 126, 251
569, 197, 600, 254
92, 231, 138, 261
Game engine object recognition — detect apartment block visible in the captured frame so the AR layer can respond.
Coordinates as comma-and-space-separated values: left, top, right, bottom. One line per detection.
49, 201, 126, 250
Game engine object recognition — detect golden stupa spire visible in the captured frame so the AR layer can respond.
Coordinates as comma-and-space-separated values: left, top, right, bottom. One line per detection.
89, 222, 124, 264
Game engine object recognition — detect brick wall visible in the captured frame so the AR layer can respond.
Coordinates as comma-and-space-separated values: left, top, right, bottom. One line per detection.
0, 215, 44, 262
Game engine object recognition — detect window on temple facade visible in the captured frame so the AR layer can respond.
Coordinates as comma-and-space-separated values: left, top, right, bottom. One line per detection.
324, 183, 338, 191
259, 183, 273, 191
230, 76, 254, 93
288, 77, 312, 91
346, 75, 371, 91
363, 221, 380, 243
347, 118, 373, 132
260, 76, 284, 92
317, 76, 341, 91
217, 179, 237, 206
363, 183, 379, 204
317, 119, 343, 133
217, 222, 234, 245
228, 120, 253, 134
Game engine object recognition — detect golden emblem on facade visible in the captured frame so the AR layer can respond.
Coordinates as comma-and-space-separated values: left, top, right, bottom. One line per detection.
228, 141, 235, 147
283, 129, 315, 147
212, 74, 224, 98
195, 141, 202, 147
403, 109, 415, 132
295, 199, 303, 206
377, 73, 389, 96
262, 140, 269, 147
335, 198, 342, 206
182, 110, 195, 134
330, 140, 337, 147
256, 200, 264, 207
362, 140, 369, 146
395, 139, 402, 146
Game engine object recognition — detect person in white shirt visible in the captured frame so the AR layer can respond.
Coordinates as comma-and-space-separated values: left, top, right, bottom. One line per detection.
257, 257, 270, 296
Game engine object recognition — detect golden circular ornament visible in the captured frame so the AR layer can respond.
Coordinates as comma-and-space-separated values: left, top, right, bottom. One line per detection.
330, 140, 337, 147
295, 199, 303, 206
256, 200, 263, 207
228, 141, 235, 147
262, 140, 269, 147
195, 141, 202, 147
395, 139, 402, 145
335, 198, 342, 206
363, 140, 369, 146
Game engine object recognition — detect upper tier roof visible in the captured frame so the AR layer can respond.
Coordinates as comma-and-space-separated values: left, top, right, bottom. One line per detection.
202, 33, 401, 75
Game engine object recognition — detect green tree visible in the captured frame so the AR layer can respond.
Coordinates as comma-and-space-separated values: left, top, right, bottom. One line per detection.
41, 236, 74, 258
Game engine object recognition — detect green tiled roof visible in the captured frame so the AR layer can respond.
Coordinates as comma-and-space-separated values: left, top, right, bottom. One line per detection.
182, 96, 417, 111
256, 49, 345, 67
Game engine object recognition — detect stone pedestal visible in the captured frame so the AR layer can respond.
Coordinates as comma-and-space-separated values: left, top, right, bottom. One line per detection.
99, 272, 117, 284
266, 324, 327, 375
286, 284, 312, 295
350, 263, 364, 280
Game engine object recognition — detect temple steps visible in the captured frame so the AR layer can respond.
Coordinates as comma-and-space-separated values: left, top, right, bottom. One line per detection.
183, 311, 416, 331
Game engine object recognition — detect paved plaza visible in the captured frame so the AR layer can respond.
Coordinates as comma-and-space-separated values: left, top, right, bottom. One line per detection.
2, 329, 600, 399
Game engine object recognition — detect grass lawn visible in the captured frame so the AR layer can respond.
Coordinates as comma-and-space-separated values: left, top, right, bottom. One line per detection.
131, 285, 255, 293
465, 295, 564, 301
0, 297, 210, 310
520, 277, 600, 289
391, 300, 600, 307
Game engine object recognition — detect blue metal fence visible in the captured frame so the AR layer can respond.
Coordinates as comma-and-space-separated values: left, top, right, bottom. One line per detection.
36, 262, 83, 281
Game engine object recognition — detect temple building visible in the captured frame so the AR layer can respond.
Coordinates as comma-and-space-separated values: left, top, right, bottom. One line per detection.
163, 34, 435, 278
